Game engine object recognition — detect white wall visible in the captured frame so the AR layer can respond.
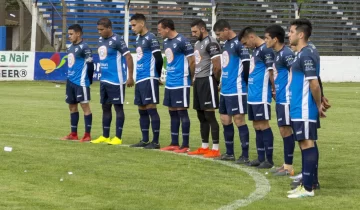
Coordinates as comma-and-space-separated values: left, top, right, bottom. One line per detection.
320, 56, 360, 82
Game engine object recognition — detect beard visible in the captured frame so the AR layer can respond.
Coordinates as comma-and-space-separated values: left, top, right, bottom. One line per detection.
197, 32, 204, 41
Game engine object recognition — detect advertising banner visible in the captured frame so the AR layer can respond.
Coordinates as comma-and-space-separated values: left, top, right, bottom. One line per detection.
0, 51, 35, 81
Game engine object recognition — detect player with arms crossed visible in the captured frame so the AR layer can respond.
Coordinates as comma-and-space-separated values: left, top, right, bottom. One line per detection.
239, 27, 276, 169
61, 24, 93, 142
187, 19, 222, 158
91, 18, 134, 145
213, 20, 251, 163
286, 18, 326, 198
264, 24, 296, 176
129, 13, 163, 149
157, 18, 195, 153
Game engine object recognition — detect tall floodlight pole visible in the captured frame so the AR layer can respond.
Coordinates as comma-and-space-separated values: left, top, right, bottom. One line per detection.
61, 0, 67, 51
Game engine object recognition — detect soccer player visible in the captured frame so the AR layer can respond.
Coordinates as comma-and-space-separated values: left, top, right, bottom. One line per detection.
157, 18, 195, 153
212, 19, 251, 163
129, 13, 163, 149
238, 27, 275, 169
286, 18, 325, 198
91, 18, 134, 145
264, 24, 295, 176
290, 40, 330, 189
61, 24, 93, 142
187, 19, 221, 158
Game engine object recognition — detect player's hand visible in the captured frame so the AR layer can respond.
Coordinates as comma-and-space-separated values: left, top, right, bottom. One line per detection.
321, 96, 331, 111
318, 105, 326, 118
272, 91, 276, 100
126, 77, 135, 88
159, 80, 164, 86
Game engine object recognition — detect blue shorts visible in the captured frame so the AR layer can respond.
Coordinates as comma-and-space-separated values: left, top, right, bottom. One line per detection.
100, 81, 126, 104
163, 87, 190, 108
276, 103, 291, 127
219, 94, 247, 115
291, 120, 318, 141
248, 103, 271, 121
65, 80, 90, 104
134, 78, 159, 106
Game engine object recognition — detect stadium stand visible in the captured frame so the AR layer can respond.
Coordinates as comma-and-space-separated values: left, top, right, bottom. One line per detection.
29, 0, 360, 55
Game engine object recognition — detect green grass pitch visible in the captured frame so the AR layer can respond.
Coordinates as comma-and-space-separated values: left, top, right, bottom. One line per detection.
0, 81, 359, 209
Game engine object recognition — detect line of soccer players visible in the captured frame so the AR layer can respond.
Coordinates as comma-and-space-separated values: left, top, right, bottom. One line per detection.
61, 14, 331, 198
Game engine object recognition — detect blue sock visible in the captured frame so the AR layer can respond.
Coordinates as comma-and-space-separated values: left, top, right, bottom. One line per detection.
314, 141, 319, 184
84, 114, 92, 133
283, 135, 295, 165
302, 147, 318, 192
255, 130, 265, 162
70, 112, 79, 133
178, 110, 190, 147
223, 123, 234, 155
262, 127, 274, 164
148, 108, 160, 144
102, 104, 112, 138
238, 124, 249, 158
139, 110, 150, 143
169, 110, 180, 146
115, 104, 125, 139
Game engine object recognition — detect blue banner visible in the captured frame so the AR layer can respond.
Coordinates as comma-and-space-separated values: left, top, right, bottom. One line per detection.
34, 52, 100, 81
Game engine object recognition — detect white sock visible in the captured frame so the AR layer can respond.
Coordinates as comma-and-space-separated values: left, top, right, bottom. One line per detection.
201, 143, 209, 149
212, 144, 219, 150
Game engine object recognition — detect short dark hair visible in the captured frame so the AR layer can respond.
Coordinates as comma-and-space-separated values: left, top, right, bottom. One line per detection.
213, 19, 231, 32
264, 24, 285, 43
238, 27, 256, 40
68, 24, 83, 34
290, 18, 312, 40
191, 19, 207, 30
130, 13, 146, 22
157, 18, 175, 30
97, 18, 112, 28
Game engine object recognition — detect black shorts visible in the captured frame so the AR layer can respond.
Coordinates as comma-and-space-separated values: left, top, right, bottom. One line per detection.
65, 80, 90, 104
291, 120, 318, 141
100, 81, 126, 104
276, 103, 291, 127
248, 103, 271, 121
193, 76, 219, 110
219, 94, 247, 115
134, 78, 160, 106
163, 87, 190, 108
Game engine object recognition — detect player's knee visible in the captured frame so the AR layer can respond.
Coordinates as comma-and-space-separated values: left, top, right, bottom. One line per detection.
233, 114, 246, 127
69, 104, 78, 112
299, 139, 315, 150
220, 114, 232, 125
279, 126, 292, 137
197, 110, 206, 123
114, 104, 125, 118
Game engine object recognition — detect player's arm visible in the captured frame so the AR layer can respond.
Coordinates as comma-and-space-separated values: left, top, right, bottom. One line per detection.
150, 37, 163, 80
238, 45, 250, 85
206, 42, 222, 82
182, 39, 195, 82
125, 53, 134, 87
318, 76, 331, 110
117, 38, 134, 87
302, 56, 325, 118
264, 49, 275, 96
84, 45, 94, 84
187, 55, 196, 83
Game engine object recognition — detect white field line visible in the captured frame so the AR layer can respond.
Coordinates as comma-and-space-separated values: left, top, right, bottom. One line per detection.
0, 133, 271, 209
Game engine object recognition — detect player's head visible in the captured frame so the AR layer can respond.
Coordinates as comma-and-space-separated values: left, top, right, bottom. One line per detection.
288, 18, 312, 46
97, 18, 113, 38
238, 27, 257, 49
264, 24, 285, 49
130, 13, 146, 35
191, 19, 207, 41
213, 19, 231, 41
68, 24, 83, 44
157, 18, 175, 39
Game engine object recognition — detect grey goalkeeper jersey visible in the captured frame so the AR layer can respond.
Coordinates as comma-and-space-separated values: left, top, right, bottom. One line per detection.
194, 35, 221, 78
